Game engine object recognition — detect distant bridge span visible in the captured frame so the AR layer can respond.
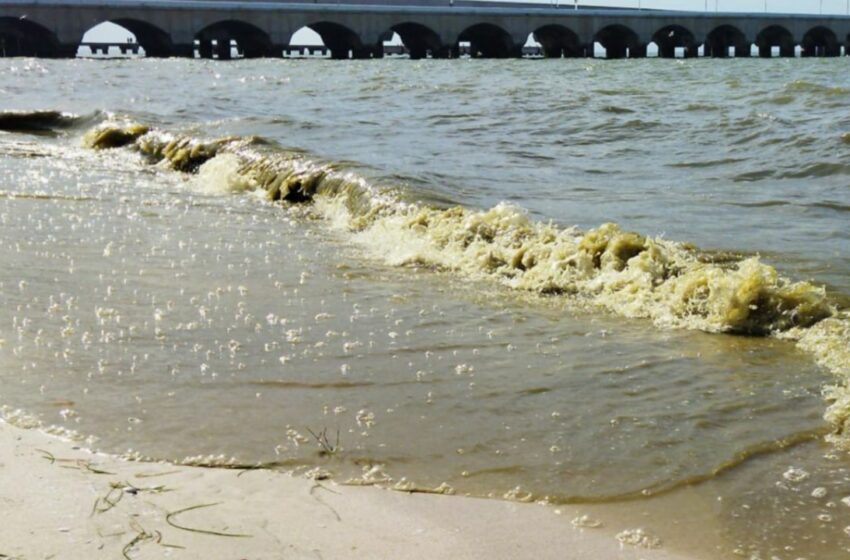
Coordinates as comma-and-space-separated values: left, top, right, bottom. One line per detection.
2, 0, 850, 59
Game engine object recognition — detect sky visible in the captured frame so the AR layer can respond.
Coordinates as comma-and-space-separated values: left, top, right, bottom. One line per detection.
82, 1, 850, 51
577, 0, 849, 13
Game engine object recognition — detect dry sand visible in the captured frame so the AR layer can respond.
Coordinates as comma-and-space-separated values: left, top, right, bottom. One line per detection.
0, 420, 693, 560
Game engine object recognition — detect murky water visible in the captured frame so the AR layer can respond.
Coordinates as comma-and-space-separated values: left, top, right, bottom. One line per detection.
1, 57, 849, 559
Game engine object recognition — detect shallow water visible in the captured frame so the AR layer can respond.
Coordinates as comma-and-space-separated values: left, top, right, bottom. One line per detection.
1, 57, 850, 559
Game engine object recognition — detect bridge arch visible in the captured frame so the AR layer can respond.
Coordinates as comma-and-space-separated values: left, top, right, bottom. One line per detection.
652, 25, 696, 58
80, 20, 173, 58
386, 22, 444, 59
111, 19, 173, 58
457, 23, 516, 58
755, 25, 795, 58
0, 17, 61, 57
196, 20, 274, 60
801, 26, 840, 57
296, 22, 371, 59
705, 25, 749, 58
595, 25, 643, 59
533, 24, 582, 58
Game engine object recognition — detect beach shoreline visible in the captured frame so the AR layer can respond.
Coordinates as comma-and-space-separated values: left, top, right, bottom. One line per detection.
0, 419, 693, 560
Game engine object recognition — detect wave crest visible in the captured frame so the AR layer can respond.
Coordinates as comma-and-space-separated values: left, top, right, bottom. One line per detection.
81, 121, 850, 440
0, 110, 93, 134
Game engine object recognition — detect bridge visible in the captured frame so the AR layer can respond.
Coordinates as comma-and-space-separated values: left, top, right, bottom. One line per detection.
1, 0, 849, 60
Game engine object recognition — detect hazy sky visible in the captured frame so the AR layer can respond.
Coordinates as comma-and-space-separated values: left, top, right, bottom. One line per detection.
577, 0, 848, 13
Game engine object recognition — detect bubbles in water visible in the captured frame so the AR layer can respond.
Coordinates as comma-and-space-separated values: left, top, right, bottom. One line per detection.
783, 467, 811, 483
572, 515, 603, 529
615, 528, 662, 549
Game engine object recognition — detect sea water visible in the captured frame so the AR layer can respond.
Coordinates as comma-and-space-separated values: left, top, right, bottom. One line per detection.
1, 57, 849, 559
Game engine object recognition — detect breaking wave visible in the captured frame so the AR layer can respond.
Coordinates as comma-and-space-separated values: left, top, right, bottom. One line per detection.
0, 110, 99, 134
82, 120, 850, 444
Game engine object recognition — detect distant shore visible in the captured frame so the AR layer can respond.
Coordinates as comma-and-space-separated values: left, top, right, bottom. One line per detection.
0, 419, 692, 560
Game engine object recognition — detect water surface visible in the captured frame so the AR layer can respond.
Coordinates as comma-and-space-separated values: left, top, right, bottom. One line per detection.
1, 57, 849, 559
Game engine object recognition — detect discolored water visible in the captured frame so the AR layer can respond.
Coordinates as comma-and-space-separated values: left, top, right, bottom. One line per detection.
1, 57, 850, 559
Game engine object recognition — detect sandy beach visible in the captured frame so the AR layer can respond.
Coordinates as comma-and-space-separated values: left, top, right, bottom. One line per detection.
0, 420, 693, 560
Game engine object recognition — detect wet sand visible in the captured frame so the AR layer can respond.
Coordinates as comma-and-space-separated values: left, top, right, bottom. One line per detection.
0, 420, 691, 560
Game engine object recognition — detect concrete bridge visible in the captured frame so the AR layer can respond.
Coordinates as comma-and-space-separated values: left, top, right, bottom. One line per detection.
2, 0, 850, 60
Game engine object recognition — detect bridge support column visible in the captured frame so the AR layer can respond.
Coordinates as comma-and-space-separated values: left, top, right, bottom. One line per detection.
328, 46, 350, 59
54, 45, 74, 58
802, 44, 840, 57
432, 45, 452, 59
197, 41, 211, 59
761, 45, 794, 58
659, 44, 675, 58
215, 40, 232, 60
351, 45, 380, 59
197, 39, 232, 60
659, 44, 696, 59
606, 44, 626, 59
706, 44, 724, 58
602, 42, 646, 59
172, 44, 195, 58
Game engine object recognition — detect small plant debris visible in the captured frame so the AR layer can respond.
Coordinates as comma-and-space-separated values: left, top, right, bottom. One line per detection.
306, 427, 340, 457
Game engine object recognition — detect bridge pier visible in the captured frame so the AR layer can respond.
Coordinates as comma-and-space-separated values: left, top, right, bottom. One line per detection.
658, 43, 697, 58
172, 43, 194, 58
197, 39, 212, 59
706, 43, 749, 58
602, 42, 646, 59
119, 44, 140, 56
56, 43, 76, 58
607, 46, 625, 58
658, 43, 675, 58
353, 45, 381, 59
538, 44, 581, 58
328, 46, 349, 59
431, 45, 452, 59
801, 44, 841, 57
758, 44, 794, 58
216, 39, 233, 60
407, 44, 426, 59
